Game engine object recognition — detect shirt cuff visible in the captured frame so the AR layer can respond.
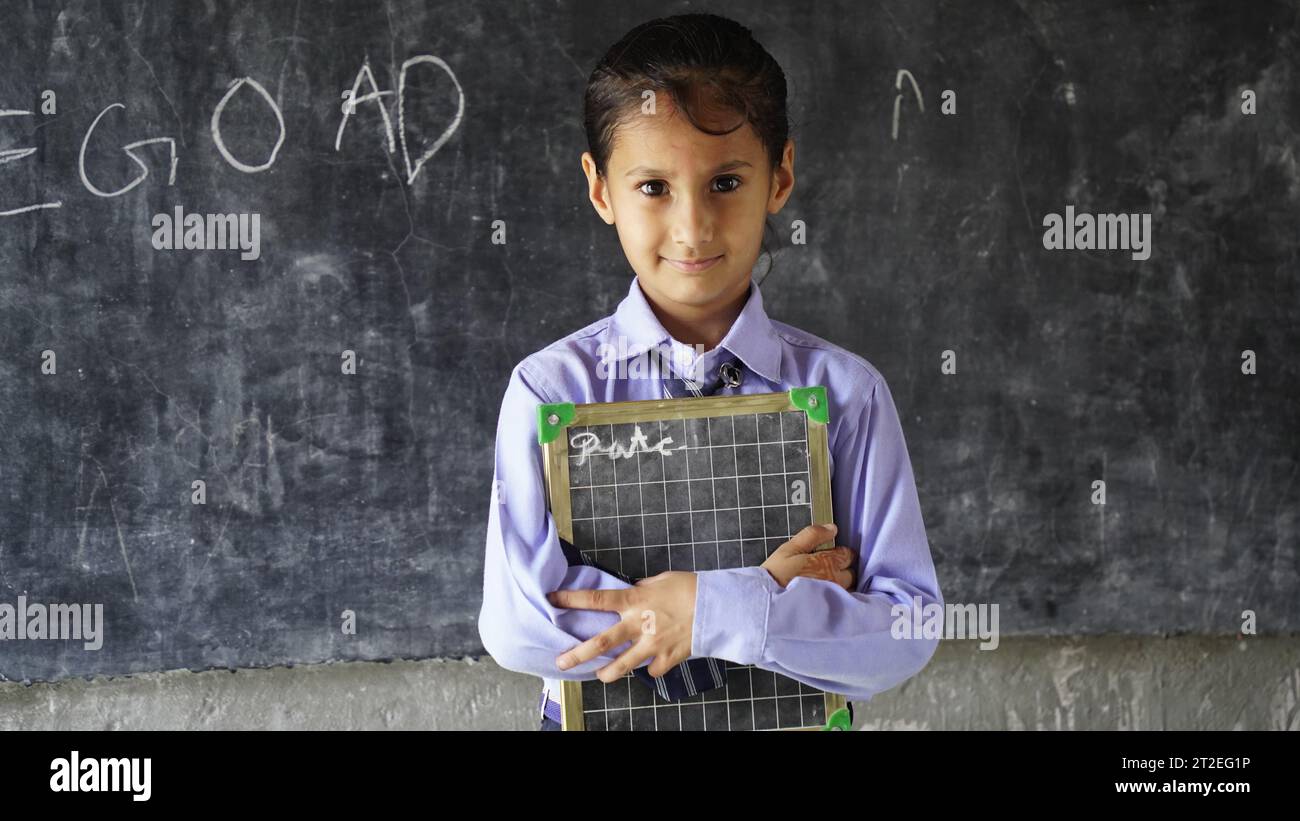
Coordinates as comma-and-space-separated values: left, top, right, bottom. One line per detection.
691, 566, 774, 665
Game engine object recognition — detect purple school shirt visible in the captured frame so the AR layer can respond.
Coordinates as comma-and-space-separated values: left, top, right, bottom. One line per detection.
477, 277, 943, 709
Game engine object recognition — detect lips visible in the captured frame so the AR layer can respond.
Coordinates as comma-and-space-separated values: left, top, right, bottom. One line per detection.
663, 254, 723, 272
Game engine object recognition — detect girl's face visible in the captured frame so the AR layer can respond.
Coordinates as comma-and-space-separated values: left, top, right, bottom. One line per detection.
582, 96, 795, 319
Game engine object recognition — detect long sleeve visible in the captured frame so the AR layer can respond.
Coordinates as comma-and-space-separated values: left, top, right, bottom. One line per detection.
689, 373, 943, 702
477, 362, 654, 680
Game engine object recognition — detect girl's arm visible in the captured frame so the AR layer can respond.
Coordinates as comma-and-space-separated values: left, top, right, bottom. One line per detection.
689, 373, 944, 702
477, 361, 654, 680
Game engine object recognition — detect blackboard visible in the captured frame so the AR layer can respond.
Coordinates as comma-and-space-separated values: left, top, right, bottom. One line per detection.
540, 390, 843, 730
0, 0, 1296, 685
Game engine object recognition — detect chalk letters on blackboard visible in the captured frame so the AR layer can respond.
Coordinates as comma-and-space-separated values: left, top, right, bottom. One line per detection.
211, 77, 285, 173
0, 106, 62, 215
79, 103, 177, 198
4, 52, 464, 222
336, 60, 396, 153
891, 69, 924, 141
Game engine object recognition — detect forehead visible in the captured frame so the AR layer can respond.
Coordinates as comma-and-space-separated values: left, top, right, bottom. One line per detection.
609, 96, 764, 175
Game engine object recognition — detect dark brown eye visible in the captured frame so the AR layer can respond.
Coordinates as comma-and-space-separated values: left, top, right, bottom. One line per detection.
638, 176, 743, 198
714, 175, 742, 193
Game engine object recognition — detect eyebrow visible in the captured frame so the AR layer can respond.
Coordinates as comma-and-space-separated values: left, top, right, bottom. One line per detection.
624, 159, 753, 178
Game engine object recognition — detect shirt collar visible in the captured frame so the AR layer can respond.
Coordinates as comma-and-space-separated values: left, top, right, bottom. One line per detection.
604, 277, 783, 384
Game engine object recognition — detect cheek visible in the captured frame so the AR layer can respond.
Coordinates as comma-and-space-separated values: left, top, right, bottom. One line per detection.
616, 214, 657, 250
612, 223, 652, 259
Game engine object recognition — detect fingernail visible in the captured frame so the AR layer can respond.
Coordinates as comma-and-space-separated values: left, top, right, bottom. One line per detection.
826, 523, 838, 534
556, 655, 571, 670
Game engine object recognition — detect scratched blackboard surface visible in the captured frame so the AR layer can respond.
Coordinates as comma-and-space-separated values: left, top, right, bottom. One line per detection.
0, 0, 1296, 683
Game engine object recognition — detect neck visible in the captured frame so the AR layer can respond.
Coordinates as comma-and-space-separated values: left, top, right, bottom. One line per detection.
643, 282, 751, 351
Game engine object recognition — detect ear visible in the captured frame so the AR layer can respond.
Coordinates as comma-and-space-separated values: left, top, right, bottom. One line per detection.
766, 138, 796, 215
581, 151, 616, 225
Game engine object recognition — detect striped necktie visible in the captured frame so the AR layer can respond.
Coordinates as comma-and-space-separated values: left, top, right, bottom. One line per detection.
639, 354, 742, 698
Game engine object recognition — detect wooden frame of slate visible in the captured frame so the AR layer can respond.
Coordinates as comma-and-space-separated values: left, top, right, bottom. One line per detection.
537, 387, 848, 731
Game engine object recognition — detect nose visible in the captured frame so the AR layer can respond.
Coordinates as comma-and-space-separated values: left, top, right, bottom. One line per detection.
670, 190, 714, 253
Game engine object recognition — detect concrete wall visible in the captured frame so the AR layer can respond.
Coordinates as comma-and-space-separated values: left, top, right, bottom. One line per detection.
2, 637, 1297, 730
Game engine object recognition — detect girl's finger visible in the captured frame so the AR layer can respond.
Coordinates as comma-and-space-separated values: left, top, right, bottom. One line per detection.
779, 523, 838, 556
646, 647, 686, 678
801, 547, 845, 581
556, 618, 639, 672
598, 633, 656, 683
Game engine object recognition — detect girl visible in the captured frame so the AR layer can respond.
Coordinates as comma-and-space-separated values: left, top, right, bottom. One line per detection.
478, 12, 942, 731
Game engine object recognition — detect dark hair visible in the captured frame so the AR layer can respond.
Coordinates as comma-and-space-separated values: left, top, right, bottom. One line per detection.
583, 13, 789, 177
583, 13, 791, 281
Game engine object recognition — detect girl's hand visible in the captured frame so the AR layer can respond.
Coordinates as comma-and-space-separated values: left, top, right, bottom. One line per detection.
761, 523, 857, 590
547, 571, 698, 682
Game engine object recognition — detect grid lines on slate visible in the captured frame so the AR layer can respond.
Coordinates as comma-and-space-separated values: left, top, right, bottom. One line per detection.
566, 410, 824, 731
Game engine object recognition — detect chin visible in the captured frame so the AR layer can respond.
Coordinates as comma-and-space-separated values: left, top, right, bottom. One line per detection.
655, 279, 730, 308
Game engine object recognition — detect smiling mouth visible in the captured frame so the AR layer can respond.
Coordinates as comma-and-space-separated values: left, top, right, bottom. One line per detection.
663, 254, 723, 272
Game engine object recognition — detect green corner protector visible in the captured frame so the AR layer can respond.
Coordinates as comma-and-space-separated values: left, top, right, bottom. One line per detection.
789, 386, 829, 425
537, 402, 576, 445
821, 707, 852, 731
